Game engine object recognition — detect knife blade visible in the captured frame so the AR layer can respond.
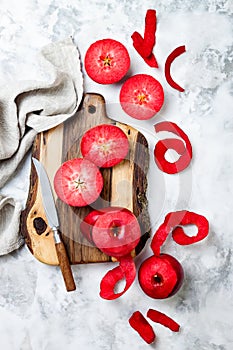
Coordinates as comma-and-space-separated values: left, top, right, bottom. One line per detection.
32, 157, 76, 292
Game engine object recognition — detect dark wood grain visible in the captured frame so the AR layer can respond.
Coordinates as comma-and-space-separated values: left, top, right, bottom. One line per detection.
133, 132, 151, 255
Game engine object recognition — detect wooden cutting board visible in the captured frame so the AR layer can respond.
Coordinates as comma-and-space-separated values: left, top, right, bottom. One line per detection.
20, 93, 151, 265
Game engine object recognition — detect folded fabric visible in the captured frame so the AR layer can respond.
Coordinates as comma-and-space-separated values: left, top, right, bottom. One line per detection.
0, 195, 24, 255
0, 37, 83, 255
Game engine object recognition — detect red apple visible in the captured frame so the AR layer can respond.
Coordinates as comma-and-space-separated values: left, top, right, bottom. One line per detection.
138, 254, 184, 299
80, 207, 125, 244
80, 209, 102, 244
92, 207, 141, 258
54, 158, 103, 207
119, 74, 164, 120
80, 124, 129, 168
84, 38, 130, 84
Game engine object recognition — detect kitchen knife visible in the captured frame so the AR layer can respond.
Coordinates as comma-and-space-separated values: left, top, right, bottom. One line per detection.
32, 157, 76, 292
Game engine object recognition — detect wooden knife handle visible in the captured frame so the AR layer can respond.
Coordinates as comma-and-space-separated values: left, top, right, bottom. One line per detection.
55, 241, 76, 292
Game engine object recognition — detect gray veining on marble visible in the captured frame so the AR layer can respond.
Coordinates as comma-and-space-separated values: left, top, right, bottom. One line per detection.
0, 0, 233, 349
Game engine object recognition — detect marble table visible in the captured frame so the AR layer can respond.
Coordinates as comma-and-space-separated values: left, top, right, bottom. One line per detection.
0, 0, 232, 349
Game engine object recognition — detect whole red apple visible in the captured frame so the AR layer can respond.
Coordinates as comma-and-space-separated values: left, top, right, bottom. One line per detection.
80, 207, 127, 244
138, 254, 184, 299
92, 207, 141, 258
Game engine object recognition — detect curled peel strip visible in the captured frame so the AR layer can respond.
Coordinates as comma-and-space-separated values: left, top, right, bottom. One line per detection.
165, 45, 186, 92
151, 210, 209, 255
99, 254, 136, 300
154, 121, 192, 174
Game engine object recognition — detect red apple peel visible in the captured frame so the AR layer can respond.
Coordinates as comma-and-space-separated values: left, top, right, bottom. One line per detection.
171, 211, 209, 245
147, 308, 180, 332
143, 9, 157, 57
100, 254, 136, 300
151, 210, 209, 256
131, 32, 158, 68
131, 9, 158, 68
154, 121, 192, 174
129, 311, 156, 344
165, 45, 186, 92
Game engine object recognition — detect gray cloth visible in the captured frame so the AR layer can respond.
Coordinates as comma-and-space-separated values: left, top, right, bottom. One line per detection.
0, 37, 83, 255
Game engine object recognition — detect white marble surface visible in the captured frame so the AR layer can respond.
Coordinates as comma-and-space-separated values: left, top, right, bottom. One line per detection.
0, 0, 233, 349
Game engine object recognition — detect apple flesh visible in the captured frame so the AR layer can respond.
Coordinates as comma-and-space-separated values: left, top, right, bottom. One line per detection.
54, 158, 103, 207
119, 74, 164, 120
138, 254, 184, 299
84, 38, 130, 84
80, 124, 129, 168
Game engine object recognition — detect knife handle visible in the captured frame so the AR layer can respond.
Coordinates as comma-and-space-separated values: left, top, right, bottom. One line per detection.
55, 241, 76, 292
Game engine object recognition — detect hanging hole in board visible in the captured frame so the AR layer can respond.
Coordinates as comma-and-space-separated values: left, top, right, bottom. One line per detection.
88, 105, 96, 114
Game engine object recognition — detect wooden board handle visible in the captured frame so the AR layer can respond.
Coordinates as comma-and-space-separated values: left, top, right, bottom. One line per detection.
55, 241, 76, 292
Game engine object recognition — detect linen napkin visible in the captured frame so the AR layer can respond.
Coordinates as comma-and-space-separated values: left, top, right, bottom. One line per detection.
0, 37, 83, 255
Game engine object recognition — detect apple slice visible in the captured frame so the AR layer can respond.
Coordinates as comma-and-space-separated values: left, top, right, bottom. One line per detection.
84, 38, 130, 84
119, 74, 164, 120
138, 254, 184, 299
80, 124, 129, 168
54, 158, 103, 207
92, 207, 141, 258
